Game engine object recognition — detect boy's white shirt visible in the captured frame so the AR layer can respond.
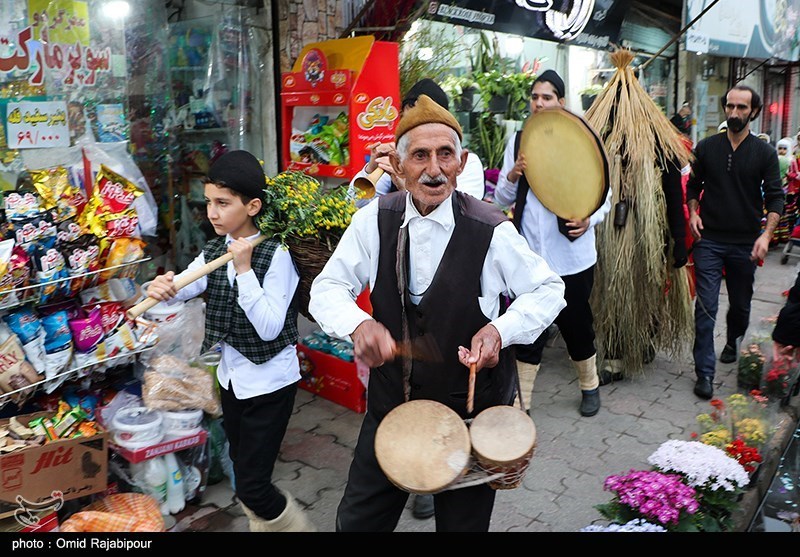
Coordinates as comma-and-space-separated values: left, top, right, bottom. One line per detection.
168, 231, 301, 399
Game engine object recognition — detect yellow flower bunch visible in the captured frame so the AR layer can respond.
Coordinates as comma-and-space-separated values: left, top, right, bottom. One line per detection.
257, 171, 357, 245
733, 418, 768, 447
699, 428, 732, 449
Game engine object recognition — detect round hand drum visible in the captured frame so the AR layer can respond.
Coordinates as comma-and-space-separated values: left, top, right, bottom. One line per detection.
375, 400, 471, 495
519, 107, 610, 221
469, 405, 537, 490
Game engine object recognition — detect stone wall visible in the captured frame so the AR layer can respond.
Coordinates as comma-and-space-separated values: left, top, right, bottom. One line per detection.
278, 0, 349, 72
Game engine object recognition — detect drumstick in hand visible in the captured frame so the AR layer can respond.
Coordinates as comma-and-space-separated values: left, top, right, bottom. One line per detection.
467, 362, 477, 414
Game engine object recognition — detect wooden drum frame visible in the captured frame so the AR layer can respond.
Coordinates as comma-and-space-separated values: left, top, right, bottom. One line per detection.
375, 399, 472, 495
469, 405, 537, 490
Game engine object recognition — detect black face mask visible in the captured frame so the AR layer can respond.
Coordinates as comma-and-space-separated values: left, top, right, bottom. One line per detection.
726, 116, 747, 133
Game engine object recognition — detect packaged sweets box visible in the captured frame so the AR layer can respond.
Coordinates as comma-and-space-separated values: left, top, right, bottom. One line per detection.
296, 344, 366, 413
0, 411, 108, 505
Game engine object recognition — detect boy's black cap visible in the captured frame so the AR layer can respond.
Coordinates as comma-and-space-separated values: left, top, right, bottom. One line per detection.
534, 69, 565, 100
402, 78, 449, 111
207, 150, 265, 201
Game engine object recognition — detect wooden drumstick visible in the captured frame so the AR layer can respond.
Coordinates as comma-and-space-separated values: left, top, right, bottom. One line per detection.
126, 235, 267, 320
467, 362, 477, 414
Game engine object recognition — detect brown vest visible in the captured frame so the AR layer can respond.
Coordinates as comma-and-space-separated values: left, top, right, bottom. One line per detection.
369, 191, 515, 421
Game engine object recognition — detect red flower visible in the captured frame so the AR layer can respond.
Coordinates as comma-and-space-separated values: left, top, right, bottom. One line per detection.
726, 437, 763, 473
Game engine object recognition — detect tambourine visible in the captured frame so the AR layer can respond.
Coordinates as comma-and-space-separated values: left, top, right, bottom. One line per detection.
519, 107, 610, 221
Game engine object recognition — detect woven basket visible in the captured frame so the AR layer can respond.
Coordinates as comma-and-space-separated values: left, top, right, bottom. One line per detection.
286, 233, 341, 321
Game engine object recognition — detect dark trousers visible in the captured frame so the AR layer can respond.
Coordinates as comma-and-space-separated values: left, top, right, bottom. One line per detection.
516, 266, 597, 365
692, 238, 757, 378
220, 381, 298, 520
336, 410, 497, 532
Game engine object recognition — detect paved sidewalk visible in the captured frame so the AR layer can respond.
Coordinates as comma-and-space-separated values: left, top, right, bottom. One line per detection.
176, 248, 800, 533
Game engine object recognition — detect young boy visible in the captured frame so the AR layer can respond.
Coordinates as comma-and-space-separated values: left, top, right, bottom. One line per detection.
146, 150, 314, 532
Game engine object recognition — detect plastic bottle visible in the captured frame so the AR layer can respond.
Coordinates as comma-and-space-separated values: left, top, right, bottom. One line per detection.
130, 456, 168, 509
163, 452, 186, 514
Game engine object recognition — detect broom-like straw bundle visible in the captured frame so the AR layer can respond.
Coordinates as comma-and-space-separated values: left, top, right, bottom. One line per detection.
584, 48, 694, 376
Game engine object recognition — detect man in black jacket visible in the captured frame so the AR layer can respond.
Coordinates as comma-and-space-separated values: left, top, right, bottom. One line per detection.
686, 84, 785, 400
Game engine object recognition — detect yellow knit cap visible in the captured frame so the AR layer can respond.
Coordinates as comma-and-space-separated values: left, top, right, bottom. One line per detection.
394, 94, 463, 142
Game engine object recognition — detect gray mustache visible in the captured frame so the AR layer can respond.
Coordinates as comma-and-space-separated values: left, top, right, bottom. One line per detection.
420, 173, 446, 186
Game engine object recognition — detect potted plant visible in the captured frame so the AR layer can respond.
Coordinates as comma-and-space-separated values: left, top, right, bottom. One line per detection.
503, 70, 536, 121
579, 84, 604, 111
470, 112, 507, 171
440, 74, 478, 113
474, 69, 510, 114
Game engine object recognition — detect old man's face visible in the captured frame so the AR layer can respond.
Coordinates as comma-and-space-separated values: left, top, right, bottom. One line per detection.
392, 123, 467, 216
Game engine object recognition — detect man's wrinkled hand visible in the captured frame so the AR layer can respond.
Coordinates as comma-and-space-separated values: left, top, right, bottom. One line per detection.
351, 319, 396, 368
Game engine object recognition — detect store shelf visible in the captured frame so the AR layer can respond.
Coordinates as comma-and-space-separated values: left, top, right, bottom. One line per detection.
0, 342, 158, 403
178, 127, 226, 134
0, 257, 150, 313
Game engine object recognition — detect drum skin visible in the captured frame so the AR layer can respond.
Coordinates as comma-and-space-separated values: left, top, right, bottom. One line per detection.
470, 405, 536, 489
519, 107, 610, 221
375, 400, 471, 495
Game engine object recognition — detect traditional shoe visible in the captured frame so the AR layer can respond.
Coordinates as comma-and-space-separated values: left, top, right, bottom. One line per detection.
412, 493, 434, 519
598, 369, 624, 386
579, 388, 601, 417
719, 344, 737, 364
694, 376, 714, 400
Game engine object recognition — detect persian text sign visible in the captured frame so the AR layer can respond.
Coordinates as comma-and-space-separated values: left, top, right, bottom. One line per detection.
6, 101, 70, 149
29, 0, 90, 46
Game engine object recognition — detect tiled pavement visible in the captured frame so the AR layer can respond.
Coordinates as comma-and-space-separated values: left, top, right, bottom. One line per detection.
173, 248, 800, 533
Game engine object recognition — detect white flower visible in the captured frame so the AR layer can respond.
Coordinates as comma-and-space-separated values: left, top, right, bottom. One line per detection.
647, 439, 749, 492
581, 519, 667, 532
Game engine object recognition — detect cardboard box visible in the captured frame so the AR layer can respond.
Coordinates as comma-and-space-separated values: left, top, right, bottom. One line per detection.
109, 429, 207, 464
0, 509, 59, 533
297, 344, 366, 413
0, 412, 108, 506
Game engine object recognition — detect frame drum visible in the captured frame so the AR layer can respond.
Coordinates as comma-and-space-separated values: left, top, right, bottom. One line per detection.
519, 107, 610, 221
375, 400, 471, 495
469, 405, 536, 490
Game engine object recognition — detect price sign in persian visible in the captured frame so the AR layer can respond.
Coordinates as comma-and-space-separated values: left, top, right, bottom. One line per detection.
6, 100, 70, 149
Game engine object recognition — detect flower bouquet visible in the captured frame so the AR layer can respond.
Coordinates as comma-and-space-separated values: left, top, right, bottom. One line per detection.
691, 395, 765, 483
737, 343, 766, 391
726, 391, 773, 450
594, 469, 700, 531
763, 358, 796, 403
581, 519, 666, 532
257, 171, 357, 320
725, 438, 763, 476
647, 440, 749, 532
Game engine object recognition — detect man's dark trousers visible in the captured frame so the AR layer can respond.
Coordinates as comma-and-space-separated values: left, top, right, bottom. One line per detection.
692, 237, 757, 379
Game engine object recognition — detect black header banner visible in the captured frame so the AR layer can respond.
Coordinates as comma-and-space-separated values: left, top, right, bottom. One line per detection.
424, 0, 632, 50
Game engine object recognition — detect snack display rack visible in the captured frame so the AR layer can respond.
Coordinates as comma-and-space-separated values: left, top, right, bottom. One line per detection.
0, 256, 153, 406
0, 257, 149, 313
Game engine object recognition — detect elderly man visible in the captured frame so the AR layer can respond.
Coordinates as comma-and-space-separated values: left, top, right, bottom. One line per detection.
308, 95, 565, 532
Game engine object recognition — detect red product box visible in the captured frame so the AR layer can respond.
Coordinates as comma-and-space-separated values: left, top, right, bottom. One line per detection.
109, 430, 207, 464
297, 344, 365, 413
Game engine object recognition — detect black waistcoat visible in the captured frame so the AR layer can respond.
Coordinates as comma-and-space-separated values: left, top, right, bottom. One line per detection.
369, 191, 515, 421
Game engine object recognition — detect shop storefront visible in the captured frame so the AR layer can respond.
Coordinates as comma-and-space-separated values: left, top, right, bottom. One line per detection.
683, 0, 800, 142
0, 0, 271, 532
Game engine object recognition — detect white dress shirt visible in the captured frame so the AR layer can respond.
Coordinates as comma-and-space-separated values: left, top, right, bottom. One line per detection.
349, 152, 486, 208
168, 232, 301, 399
308, 192, 566, 349
493, 133, 613, 276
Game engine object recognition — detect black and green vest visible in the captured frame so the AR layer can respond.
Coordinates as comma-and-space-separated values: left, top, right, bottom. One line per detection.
201, 236, 298, 364
368, 191, 515, 422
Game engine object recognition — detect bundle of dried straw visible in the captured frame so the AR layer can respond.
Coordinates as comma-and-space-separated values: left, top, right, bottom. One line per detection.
584, 49, 695, 376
